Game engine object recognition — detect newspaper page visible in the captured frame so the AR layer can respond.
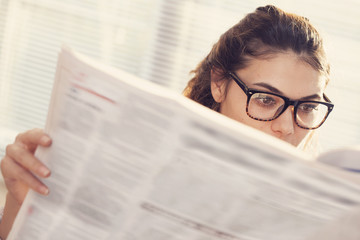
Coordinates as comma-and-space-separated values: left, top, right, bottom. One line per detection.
7, 47, 360, 240
317, 146, 360, 173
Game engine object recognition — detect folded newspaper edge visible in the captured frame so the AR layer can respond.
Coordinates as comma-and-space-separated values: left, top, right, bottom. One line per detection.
317, 146, 360, 172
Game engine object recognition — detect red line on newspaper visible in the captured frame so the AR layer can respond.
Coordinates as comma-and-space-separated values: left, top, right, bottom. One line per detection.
72, 83, 116, 104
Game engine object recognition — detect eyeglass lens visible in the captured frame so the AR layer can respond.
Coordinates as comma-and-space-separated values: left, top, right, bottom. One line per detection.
247, 93, 328, 129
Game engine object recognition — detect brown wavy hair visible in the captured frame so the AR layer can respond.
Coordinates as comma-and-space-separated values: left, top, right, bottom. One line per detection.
183, 5, 330, 113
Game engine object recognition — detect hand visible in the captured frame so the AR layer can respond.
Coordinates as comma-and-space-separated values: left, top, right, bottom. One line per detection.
1, 128, 52, 205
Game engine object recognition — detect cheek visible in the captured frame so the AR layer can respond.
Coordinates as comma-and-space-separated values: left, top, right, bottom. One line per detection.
220, 96, 270, 131
219, 85, 272, 131
219, 88, 248, 122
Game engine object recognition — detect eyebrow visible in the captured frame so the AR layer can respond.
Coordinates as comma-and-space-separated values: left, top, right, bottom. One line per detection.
253, 82, 322, 101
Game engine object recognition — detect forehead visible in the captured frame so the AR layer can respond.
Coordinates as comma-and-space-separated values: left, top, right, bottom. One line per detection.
237, 52, 326, 99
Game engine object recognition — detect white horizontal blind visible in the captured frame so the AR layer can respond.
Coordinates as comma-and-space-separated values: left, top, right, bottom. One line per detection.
0, 0, 163, 155
0, 0, 359, 157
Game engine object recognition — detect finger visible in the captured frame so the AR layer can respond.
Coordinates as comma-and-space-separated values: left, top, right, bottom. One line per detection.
2, 156, 49, 196
15, 128, 52, 152
5, 143, 51, 178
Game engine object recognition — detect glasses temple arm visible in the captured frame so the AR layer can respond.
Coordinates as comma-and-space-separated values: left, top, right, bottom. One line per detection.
228, 72, 248, 93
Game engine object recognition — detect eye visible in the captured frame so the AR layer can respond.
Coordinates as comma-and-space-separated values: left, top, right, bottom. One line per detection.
298, 103, 319, 113
253, 94, 277, 107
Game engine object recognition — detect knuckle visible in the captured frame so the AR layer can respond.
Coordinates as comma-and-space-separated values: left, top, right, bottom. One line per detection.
1, 156, 15, 176
0, 157, 7, 174
15, 132, 24, 142
5, 143, 15, 155
4, 144, 27, 165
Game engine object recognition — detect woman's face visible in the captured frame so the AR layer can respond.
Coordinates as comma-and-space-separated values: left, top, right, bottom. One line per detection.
211, 52, 327, 147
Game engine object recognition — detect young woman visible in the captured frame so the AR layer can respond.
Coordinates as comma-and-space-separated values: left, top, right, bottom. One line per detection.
183, 5, 333, 151
0, 5, 334, 239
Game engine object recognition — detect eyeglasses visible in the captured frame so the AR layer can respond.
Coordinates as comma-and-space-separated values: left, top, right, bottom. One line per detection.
228, 72, 334, 130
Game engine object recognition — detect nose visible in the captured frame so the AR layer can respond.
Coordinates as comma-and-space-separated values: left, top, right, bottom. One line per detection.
271, 106, 295, 136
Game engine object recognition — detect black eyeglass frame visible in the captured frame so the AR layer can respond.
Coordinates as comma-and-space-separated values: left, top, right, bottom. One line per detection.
228, 71, 334, 130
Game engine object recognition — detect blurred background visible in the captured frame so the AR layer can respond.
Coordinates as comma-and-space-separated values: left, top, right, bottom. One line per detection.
0, 0, 359, 161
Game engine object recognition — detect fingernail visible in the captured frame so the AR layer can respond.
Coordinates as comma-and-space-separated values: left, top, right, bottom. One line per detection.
39, 166, 50, 177
40, 135, 51, 145
40, 186, 49, 195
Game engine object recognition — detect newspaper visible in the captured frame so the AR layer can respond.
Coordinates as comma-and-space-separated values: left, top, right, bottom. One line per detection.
317, 146, 360, 173
7, 47, 360, 240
